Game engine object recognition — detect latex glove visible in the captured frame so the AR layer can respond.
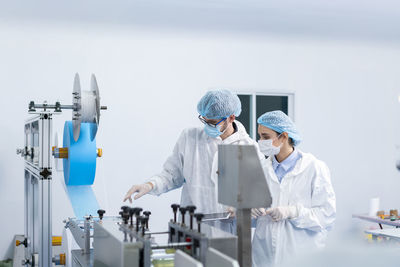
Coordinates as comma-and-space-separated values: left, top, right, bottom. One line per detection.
251, 208, 267, 219
265, 206, 298, 222
227, 207, 236, 218
123, 182, 153, 203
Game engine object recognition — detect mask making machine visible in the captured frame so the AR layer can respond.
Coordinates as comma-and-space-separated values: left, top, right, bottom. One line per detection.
16, 73, 106, 267
16, 74, 272, 267
59, 143, 271, 267
62, 203, 238, 267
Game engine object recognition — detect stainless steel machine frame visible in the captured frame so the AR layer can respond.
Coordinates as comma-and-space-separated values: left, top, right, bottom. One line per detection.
218, 144, 272, 267
74, 214, 238, 267
168, 220, 237, 264
21, 113, 54, 267
92, 220, 151, 267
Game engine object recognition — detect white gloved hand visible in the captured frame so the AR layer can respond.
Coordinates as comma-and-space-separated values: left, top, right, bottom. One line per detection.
265, 206, 298, 222
251, 208, 267, 219
123, 182, 153, 203
227, 207, 236, 218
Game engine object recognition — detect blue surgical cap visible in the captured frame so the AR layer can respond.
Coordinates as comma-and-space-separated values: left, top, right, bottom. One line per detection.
197, 90, 242, 119
257, 110, 302, 146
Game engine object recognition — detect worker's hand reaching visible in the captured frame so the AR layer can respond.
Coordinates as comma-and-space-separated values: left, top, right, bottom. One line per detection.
265, 206, 298, 221
227, 207, 236, 218
123, 183, 153, 203
251, 208, 267, 218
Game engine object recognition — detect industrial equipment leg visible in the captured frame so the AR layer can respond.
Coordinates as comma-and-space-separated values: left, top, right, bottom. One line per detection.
39, 114, 53, 267
39, 179, 52, 267
236, 208, 252, 267
24, 171, 30, 261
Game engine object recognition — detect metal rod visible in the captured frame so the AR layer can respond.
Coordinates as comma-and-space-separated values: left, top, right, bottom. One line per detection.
33, 104, 75, 109
145, 231, 170, 235
59, 105, 75, 109
151, 242, 192, 250
84, 218, 91, 254
136, 217, 140, 232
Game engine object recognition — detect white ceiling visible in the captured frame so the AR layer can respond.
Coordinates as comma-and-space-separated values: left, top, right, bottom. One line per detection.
1, 0, 400, 43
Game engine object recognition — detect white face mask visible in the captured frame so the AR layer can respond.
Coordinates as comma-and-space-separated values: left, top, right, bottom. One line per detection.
258, 134, 282, 156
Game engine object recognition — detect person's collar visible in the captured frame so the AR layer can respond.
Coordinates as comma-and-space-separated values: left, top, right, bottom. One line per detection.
232, 121, 238, 133
220, 123, 241, 143
272, 148, 299, 171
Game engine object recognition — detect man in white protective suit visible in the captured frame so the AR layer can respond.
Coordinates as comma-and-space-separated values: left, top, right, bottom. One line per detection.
252, 110, 336, 267
123, 89, 261, 233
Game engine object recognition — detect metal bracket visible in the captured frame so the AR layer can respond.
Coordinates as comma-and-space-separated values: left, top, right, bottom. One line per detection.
39, 168, 52, 180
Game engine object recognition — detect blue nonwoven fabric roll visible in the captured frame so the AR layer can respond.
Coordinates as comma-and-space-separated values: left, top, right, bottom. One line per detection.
66, 185, 100, 218
63, 121, 97, 185
63, 121, 99, 218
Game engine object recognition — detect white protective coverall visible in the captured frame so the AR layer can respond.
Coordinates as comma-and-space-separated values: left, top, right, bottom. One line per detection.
252, 151, 336, 267
148, 121, 262, 232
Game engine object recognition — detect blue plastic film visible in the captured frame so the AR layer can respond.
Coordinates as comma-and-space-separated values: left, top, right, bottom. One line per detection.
63, 121, 97, 186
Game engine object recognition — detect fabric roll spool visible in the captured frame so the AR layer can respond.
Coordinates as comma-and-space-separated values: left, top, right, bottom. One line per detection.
72, 73, 101, 142
80, 90, 97, 124
79, 90, 98, 142
63, 121, 99, 218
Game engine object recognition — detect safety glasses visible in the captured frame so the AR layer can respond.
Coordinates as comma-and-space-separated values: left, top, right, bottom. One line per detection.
198, 115, 226, 128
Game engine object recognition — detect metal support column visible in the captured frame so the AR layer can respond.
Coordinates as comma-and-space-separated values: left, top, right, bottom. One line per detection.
38, 114, 53, 267
38, 179, 52, 267
24, 171, 30, 262
236, 208, 252, 267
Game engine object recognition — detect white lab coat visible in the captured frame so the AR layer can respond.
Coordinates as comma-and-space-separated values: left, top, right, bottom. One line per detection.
149, 121, 261, 232
252, 151, 336, 267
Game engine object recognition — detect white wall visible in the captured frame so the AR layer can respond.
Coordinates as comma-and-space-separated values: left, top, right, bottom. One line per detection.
1, 21, 400, 259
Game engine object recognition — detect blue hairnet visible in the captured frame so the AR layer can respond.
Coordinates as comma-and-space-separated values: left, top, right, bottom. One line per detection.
197, 90, 242, 119
257, 110, 302, 146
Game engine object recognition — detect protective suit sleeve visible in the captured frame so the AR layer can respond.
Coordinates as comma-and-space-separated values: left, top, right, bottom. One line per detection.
147, 130, 187, 196
289, 161, 336, 232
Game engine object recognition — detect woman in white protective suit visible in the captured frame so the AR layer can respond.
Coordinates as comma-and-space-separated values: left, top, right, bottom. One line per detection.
123, 90, 260, 233
252, 110, 336, 267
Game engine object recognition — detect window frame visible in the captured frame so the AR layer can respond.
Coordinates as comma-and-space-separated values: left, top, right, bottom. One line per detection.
235, 91, 295, 139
